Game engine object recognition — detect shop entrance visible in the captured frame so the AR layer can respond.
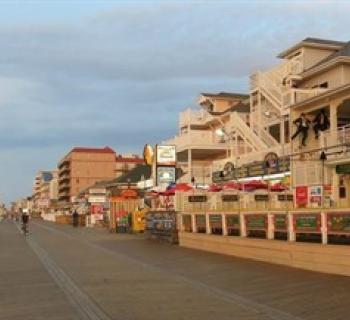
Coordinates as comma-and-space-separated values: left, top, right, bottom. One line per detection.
338, 173, 350, 208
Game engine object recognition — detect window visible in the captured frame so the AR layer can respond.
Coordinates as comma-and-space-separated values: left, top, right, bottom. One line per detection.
320, 82, 328, 88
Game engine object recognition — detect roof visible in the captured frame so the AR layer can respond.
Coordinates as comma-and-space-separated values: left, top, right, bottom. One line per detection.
200, 92, 249, 100
304, 41, 350, 73
113, 165, 152, 184
115, 155, 144, 163
71, 146, 115, 154
278, 37, 346, 58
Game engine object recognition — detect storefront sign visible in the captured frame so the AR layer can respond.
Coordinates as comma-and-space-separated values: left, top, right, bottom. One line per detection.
245, 215, 267, 230
143, 144, 154, 166
294, 214, 321, 232
327, 213, 350, 233
156, 145, 176, 166
255, 194, 269, 201
296, 186, 308, 206
277, 194, 294, 201
336, 164, 350, 174
222, 194, 239, 202
209, 215, 222, 228
91, 204, 103, 214
226, 215, 240, 228
264, 152, 279, 169
88, 196, 106, 203
156, 166, 176, 186
188, 195, 207, 202
309, 186, 322, 203
274, 214, 288, 231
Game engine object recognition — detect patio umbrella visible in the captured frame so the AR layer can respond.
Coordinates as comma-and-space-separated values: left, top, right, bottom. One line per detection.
208, 183, 223, 192
270, 183, 287, 192
222, 181, 241, 190
242, 180, 268, 191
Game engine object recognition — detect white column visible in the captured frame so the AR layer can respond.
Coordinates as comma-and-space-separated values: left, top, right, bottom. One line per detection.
321, 211, 328, 244
288, 213, 295, 241
206, 213, 211, 234
191, 214, 197, 233
267, 213, 274, 240
240, 213, 247, 237
222, 213, 228, 236
332, 167, 339, 205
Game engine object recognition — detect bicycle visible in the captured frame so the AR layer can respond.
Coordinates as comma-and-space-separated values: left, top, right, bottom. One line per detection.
21, 222, 29, 236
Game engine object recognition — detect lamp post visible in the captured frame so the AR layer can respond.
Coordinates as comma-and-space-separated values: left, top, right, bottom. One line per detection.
320, 151, 327, 208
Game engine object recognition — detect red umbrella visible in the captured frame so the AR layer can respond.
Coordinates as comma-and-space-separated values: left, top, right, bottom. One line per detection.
242, 180, 268, 191
208, 184, 222, 192
222, 181, 241, 190
173, 183, 193, 192
270, 183, 287, 192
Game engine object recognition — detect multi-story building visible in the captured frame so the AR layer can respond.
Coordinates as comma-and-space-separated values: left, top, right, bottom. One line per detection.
58, 147, 116, 203
115, 154, 144, 179
165, 92, 250, 184
32, 171, 54, 208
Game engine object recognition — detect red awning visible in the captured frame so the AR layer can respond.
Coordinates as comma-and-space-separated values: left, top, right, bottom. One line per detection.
241, 180, 268, 191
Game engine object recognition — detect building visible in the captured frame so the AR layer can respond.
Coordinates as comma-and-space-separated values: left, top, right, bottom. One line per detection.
32, 171, 54, 209
165, 92, 250, 184
115, 154, 144, 179
58, 146, 117, 203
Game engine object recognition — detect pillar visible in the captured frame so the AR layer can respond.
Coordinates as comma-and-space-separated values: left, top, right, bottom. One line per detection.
191, 214, 197, 233
240, 213, 247, 237
222, 213, 228, 236
267, 213, 274, 240
321, 211, 328, 244
332, 167, 339, 205
288, 213, 296, 242
206, 213, 211, 234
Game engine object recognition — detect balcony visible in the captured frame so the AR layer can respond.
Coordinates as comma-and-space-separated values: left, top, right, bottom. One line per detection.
165, 130, 231, 152
179, 109, 215, 128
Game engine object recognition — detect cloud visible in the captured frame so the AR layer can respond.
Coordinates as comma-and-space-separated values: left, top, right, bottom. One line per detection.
0, 0, 349, 203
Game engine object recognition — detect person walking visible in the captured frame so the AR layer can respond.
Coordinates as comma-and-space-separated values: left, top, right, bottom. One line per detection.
72, 210, 79, 228
21, 211, 29, 235
291, 113, 311, 147
313, 108, 330, 139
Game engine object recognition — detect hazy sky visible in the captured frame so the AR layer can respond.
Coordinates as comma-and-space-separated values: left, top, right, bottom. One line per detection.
0, 0, 349, 203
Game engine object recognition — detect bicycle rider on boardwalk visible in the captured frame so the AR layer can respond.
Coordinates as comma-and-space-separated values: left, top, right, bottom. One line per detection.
21, 210, 29, 235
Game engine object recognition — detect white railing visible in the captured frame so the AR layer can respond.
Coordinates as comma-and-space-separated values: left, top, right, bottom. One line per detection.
321, 125, 350, 151
179, 108, 215, 127
282, 88, 328, 106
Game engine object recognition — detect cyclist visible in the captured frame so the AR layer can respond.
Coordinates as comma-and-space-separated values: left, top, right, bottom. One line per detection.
21, 211, 29, 235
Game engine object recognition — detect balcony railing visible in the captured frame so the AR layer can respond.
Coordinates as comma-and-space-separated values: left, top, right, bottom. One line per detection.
179, 108, 215, 127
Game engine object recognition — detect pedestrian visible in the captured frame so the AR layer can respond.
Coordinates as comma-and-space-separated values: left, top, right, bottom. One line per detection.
291, 113, 311, 147
72, 210, 79, 228
313, 108, 330, 139
21, 211, 29, 235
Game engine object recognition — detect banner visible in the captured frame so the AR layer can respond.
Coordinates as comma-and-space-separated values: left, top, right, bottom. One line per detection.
296, 186, 308, 206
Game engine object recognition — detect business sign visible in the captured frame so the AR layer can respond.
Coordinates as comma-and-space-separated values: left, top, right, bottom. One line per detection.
327, 213, 350, 234
274, 214, 288, 231
222, 194, 239, 202
294, 214, 321, 232
156, 166, 176, 186
195, 214, 206, 228
295, 186, 308, 206
309, 186, 322, 203
255, 194, 269, 201
245, 215, 267, 230
91, 204, 103, 214
188, 195, 207, 202
264, 152, 279, 169
336, 164, 350, 174
209, 215, 222, 228
156, 145, 176, 166
88, 196, 106, 203
226, 215, 240, 229
277, 194, 294, 201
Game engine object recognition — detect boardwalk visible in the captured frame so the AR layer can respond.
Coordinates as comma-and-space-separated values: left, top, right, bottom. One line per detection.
1, 219, 350, 320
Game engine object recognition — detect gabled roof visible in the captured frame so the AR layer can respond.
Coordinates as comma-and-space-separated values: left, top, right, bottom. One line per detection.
278, 37, 346, 58
304, 41, 350, 73
200, 92, 249, 100
71, 146, 115, 154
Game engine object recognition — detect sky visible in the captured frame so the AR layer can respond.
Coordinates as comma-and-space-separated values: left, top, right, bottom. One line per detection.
0, 0, 349, 204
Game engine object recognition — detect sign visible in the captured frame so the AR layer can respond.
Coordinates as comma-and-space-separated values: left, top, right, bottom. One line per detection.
277, 194, 294, 201
91, 204, 103, 214
296, 186, 308, 206
274, 214, 288, 231
255, 194, 269, 201
209, 215, 222, 228
88, 196, 106, 203
156, 166, 176, 186
246, 215, 267, 230
143, 144, 154, 166
327, 213, 350, 233
89, 188, 106, 194
156, 145, 176, 166
222, 194, 239, 202
336, 164, 350, 174
226, 215, 240, 228
188, 195, 207, 202
309, 186, 322, 204
294, 214, 321, 232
